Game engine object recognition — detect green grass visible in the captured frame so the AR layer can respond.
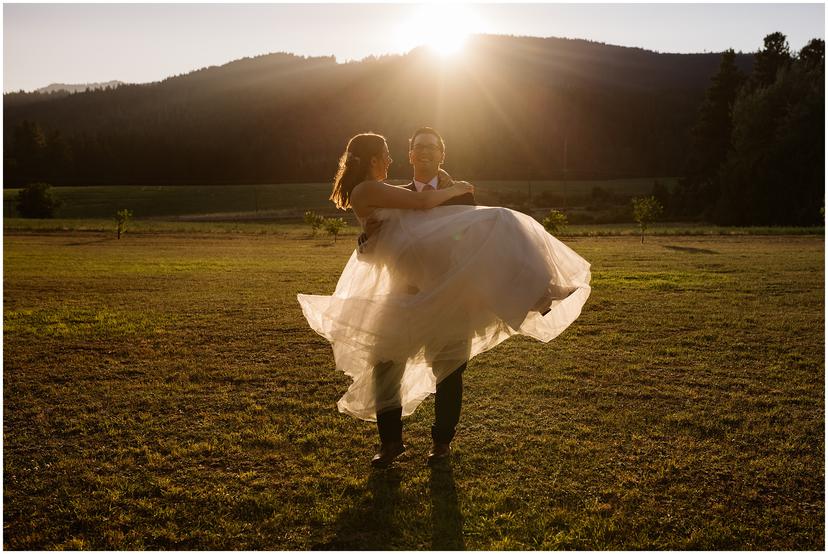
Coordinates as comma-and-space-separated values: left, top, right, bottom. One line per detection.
3, 216, 823, 238
3, 227, 824, 549
3, 179, 672, 219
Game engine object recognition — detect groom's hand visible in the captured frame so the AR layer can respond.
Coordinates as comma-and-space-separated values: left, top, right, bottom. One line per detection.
357, 217, 384, 254
357, 231, 369, 253
364, 217, 383, 237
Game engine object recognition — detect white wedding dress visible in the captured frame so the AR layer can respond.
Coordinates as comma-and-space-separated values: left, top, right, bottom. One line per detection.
297, 205, 591, 421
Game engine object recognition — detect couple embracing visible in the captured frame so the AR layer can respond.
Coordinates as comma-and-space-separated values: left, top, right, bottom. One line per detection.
298, 127, 591, 468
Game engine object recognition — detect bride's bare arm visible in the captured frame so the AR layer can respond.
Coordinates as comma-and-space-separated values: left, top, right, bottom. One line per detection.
351, 180, 474, 212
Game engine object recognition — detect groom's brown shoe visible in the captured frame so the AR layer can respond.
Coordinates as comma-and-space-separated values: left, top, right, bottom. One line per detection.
371, 441, 406, 468
427, 442, 451, 465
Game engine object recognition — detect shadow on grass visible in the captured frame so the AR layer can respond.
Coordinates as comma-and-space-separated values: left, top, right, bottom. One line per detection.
316, 468, 404, 549
315, 464, 464, 550
430, 464, 465, 550
663, 245, 719, 255
63, 237, 117, 246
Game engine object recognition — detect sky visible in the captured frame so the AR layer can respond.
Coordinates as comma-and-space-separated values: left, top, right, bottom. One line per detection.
3, 2, 826, 93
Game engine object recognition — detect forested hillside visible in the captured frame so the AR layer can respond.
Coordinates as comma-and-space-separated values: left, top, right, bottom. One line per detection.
4, 35, 753, 185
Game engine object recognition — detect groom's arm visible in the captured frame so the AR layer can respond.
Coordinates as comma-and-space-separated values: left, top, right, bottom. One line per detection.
363, 217, 383, 238
357, 217, 383, 254
356, 183, 406, 252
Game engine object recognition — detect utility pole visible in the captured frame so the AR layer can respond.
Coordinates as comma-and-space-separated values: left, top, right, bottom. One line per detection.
562, 83, 571, 211
562, 135, 568, 209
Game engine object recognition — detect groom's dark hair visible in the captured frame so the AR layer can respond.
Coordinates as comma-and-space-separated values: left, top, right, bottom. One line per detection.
409, 126, 445, 153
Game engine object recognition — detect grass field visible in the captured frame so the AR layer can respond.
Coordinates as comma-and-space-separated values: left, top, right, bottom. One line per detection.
3, 224, 824, 549
3, 179, 673, 220
4, 216, 823, 239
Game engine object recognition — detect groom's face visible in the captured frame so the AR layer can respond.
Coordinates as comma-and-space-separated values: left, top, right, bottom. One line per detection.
409, 133, 444, 177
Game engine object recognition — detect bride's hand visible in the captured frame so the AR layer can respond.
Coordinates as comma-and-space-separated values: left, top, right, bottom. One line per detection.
437, 168, 453, 188
452, 180, 474, 196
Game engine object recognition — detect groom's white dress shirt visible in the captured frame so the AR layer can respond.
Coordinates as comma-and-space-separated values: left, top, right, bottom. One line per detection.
413, 175, 439, 192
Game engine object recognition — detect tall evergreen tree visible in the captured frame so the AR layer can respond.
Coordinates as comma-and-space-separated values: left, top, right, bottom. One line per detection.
5, 120, 47, 186
798, 38, 825, 71
676, 49, 745, 217
715, 34, 824, 225
749, 32, 792, 90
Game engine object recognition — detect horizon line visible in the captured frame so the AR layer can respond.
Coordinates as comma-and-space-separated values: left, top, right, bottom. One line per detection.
3, 31, 813, 95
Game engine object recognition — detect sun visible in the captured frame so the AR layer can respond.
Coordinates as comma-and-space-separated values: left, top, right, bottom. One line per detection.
395, 4, 484, 58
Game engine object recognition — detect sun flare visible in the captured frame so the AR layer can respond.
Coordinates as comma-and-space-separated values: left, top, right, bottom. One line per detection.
395, 4, 484, 58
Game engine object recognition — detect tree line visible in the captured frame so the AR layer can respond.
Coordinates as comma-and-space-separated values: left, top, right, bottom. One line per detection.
3, 33, 822, 225
673, 33, 824, 225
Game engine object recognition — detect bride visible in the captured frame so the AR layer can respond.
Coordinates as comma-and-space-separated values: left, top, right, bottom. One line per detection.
298, 132, 591, 463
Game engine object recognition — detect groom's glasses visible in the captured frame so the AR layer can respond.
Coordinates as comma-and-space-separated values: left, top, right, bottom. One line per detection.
411, 144, 442, 153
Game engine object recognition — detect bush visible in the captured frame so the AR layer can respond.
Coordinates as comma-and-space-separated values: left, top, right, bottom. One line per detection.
323, 217, 346, 243
15, 182, 61, 218
541, 209, 568, 234
589, 186, 626, 208
632, 196, 664, 243
304, 211, 325, 236
537, 191, 566, 207
591, 206, 633, 224
115, 209, 133, 239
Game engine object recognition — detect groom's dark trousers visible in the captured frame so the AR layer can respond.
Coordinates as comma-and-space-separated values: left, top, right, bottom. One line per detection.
377, 364, 466, 444
375, 181, 476, 445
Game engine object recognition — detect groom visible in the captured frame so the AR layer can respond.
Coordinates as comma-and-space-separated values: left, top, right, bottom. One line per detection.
364, 126, 476, 467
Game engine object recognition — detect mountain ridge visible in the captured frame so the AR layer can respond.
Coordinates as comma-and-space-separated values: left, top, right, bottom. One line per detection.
7, 34, 751, 96
4, 33, 760, 184
35, 80, 126, 94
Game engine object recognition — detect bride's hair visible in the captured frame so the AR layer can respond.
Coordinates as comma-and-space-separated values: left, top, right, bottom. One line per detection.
330, 132, 386, 210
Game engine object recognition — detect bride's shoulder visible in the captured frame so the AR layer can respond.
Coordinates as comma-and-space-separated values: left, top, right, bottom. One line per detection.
351, 179, 385, 195
350, 180, 383, 211
352, 179, 382, 190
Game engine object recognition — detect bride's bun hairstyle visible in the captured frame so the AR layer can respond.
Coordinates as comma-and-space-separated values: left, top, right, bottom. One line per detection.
330, 132, 386, 210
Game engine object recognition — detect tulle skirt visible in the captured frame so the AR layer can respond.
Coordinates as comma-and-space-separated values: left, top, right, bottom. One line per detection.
297, 205, 591, 421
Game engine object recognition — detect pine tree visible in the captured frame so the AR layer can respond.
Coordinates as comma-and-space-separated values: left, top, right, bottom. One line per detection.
798, 38, 824, 71
677, 49, 745, 217
715, 34, 824, 225
749, 32, 792, 90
